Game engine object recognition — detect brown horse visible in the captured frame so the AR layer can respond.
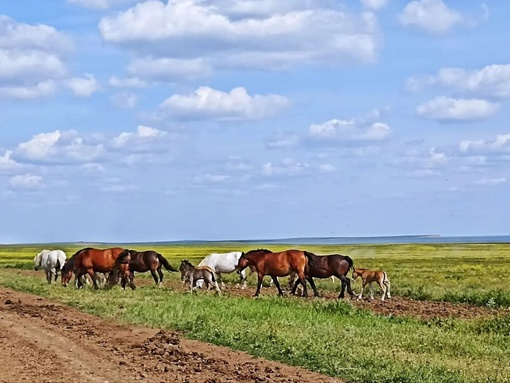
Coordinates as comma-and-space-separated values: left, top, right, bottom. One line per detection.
235, 249, 310, 297
290, 253, 355, 299
113, 249, 178, 287
179, 260, 221, 293
61, 247, 128, 289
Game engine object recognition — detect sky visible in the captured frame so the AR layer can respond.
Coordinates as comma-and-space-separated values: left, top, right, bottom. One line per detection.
1, 0, 509, 243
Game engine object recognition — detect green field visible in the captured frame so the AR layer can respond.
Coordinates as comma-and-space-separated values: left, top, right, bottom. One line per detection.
1, 242, 509, 383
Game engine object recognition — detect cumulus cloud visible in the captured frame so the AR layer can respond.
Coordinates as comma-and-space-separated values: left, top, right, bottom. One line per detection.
63, 73, 99, 97
398, 0, 462, 34
9, 174, 44, 189
160, 86, 289, 121
415, 97, 499, 122
16, 130, 105, 163
126, 57, 212, 83
0, 16, 73, 100
0, 150, 23, 174
407, 64, 510, 98
99, 0, 380, 75
111, 125, 167, 151
309, 119, 391, 143
459, 134, 510, 155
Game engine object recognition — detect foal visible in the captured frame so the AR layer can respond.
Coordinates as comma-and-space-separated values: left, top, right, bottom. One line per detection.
352, 267, 391, 301
179, 260, 221, 294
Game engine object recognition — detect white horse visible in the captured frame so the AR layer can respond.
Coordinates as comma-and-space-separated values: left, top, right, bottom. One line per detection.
195, 251, 247, 289
34, 249, 67, 284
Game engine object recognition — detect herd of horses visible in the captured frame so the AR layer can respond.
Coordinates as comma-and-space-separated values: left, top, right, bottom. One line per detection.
33, 247, 392, 301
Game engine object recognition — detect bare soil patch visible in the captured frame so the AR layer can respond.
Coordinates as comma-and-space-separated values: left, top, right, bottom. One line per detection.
0, 288, 341, 383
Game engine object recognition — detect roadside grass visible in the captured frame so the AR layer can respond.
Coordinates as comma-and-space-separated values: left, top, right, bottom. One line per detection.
0, 270, 509, 383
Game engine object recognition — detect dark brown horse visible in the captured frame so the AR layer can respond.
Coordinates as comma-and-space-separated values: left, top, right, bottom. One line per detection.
113, 249, 178, 287
61, 247, 127, 289
235, 249, 310, 297
291, 253, 355, 299
179, 260, 220, 293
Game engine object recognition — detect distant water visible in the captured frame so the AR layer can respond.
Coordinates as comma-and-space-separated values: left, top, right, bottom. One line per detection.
142, 235, 510, 246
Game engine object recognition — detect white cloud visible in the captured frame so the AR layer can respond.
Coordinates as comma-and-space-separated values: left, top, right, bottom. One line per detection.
459, 134, 510, 155
0, 150, 23, 173
109, 76, 148, 88
416, 97, 499, 122
309, 119, 391, 142
0, 16, 72, 100
262, 158, 310, 177
194, 173, 230, 183
64, 74, 99, 97
319, 163, 336, 173
16, 130, 105, 163
407, 64, 510, 98
111, 125, 167, 151
266, 133, 300, 149
99, 0, 380, 72
110, 92, 137, 109
100, 184, 139, 192
82, 163, 105, 174
398, 0, 462, 34
360, 0, 388, 11
67, 0, 138, 10
9, 174, 43, 189
473, 177, 506, 186
160, 86, 289, 121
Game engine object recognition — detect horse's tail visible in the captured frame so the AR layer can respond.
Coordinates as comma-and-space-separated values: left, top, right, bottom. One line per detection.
303, 251, 315, 266
158, 253, 178, 272
56, 258, 61, 271
382, 271, 390, 285
344, 255, 354, 272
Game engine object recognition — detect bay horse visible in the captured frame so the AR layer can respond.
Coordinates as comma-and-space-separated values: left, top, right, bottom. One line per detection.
179, 260, 221, 293
61, 247, 128, 289
235, 249, 310, 297
114, 249, 178, 287
290, 253, 355, 299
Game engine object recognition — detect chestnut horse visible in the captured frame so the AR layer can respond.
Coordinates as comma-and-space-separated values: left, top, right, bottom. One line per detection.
61, 247, 128, 289
235, 249, 310, 297
291, 253, 355, 299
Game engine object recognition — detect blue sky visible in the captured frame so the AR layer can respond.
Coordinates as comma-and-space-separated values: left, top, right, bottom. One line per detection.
1, 0, 509, 243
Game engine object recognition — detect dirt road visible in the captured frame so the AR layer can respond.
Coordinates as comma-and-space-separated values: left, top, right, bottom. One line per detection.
0, 288, 342, 383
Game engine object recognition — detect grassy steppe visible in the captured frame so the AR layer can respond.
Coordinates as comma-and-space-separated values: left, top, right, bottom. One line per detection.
1, 242, 509, 383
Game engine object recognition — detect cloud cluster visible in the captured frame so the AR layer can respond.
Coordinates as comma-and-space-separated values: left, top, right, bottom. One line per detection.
398, 0, 462, 34
98, 0, 381, 84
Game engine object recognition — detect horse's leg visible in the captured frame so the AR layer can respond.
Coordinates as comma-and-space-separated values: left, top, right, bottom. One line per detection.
271, 276, 284, 297
307, 277, 320, 298
290, 278, 301, 296
337, 275, 354, 299
157, 267, 164, 285
369, 282, 375, 300
385, 280, 391, 299
240, 269, 247, 290
76, 271, 86, 289
150, 269, 159, 285
358, 282, 365, 300
217, 273, 225, 289
254, 273, 264, 297
86, 269, 100, 290
211, 273, 221, 294
378, 280, 386, 301
297, 271, 308, 298
189, 275, 194, 292
45, 269, 51, 284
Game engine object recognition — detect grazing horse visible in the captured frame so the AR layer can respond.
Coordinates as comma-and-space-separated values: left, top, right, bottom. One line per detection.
352, 267, 391, 301
34, 249, 67, 284
235, 249, 309, 297
115, 249, 178, 286
61, 247, 127, 289
179, 260, 220, 293
290, 253, 355, 299
195, 251, 247, 289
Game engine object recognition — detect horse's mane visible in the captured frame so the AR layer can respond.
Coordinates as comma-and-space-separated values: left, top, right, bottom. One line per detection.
244, 248, 272, 256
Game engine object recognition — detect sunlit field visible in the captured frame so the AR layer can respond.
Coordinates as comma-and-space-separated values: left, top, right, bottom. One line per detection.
1, 242, 509, 383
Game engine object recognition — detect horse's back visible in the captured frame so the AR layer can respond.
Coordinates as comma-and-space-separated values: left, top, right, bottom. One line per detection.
76, 247, 125, 272
199, 251, 242, 271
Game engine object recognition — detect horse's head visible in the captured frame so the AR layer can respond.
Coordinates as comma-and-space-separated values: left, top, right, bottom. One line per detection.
351, 269, 360, 280
61, 261, 73, 287
235, 252, 250, 273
